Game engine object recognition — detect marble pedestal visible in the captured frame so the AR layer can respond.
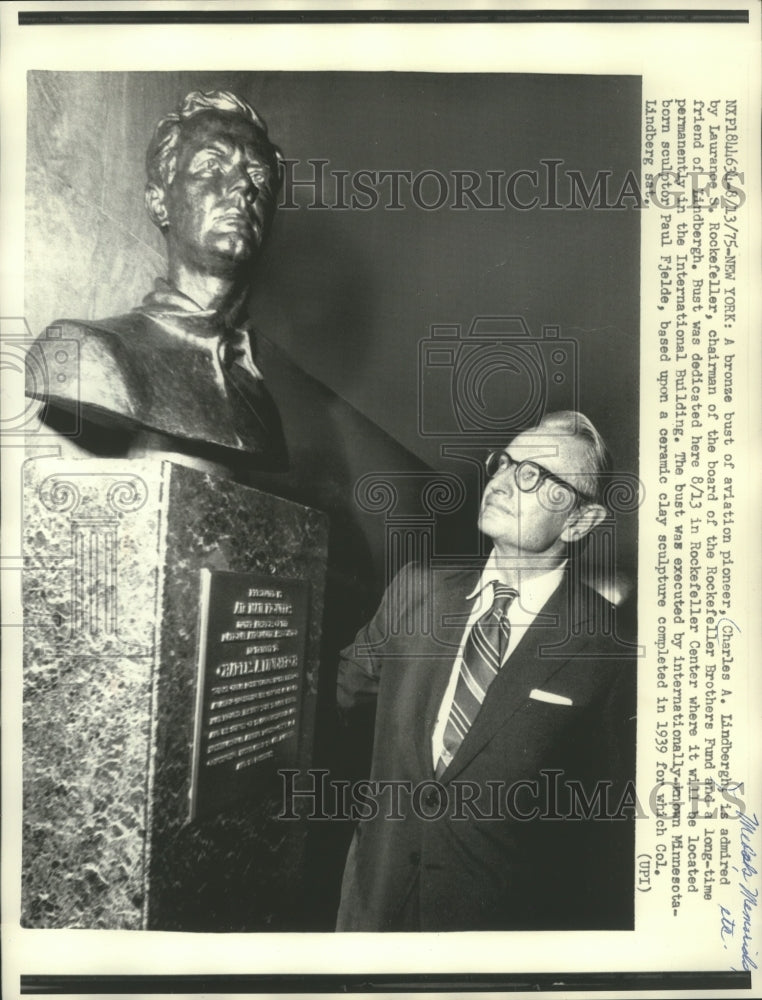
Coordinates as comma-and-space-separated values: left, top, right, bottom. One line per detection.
22, 457, 328, 931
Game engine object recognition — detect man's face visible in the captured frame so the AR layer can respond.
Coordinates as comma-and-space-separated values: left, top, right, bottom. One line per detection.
161, 109, 278, 276
478, 427, 595, 557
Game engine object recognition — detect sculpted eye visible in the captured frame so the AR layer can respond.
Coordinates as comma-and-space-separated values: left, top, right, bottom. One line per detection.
192, 157, 221, 175
247, 167, 268, 187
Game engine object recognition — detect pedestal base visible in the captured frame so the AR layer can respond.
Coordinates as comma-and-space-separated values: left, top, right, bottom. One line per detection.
22, 457, 328, 930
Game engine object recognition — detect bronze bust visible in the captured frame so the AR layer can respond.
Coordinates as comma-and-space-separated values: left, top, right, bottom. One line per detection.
26, 90, 288, 471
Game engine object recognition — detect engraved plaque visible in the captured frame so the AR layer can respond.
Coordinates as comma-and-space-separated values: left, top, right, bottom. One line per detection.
189, 569, 310, 820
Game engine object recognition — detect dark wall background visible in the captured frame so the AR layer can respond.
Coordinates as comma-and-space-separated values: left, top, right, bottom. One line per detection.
25, 71, 641, 928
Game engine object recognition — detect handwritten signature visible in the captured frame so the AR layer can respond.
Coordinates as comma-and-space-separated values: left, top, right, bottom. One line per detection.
719, 810, 759, 972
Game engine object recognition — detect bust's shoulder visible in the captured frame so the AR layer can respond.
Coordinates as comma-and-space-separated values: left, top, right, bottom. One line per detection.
26, 315, 149, 420
42, 312, 150, 345
29, 313, 147, 353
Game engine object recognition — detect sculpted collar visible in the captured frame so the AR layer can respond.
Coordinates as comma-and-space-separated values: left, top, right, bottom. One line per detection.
137, 278, 264, 380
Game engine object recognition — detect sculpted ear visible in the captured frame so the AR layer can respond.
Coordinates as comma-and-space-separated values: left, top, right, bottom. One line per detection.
272, 146, 286, 195
145, 183, 169, 230
560, 503, 607, 544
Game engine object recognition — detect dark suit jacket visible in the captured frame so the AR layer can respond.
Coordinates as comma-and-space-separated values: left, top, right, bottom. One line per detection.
336, 560, 636, 932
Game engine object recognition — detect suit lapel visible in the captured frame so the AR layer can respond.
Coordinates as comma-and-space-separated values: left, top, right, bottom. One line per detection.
409, 566, 480, 778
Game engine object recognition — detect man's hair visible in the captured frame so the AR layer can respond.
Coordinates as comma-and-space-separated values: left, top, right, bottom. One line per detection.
535, 410, 612, 505
145, 89, 283, 190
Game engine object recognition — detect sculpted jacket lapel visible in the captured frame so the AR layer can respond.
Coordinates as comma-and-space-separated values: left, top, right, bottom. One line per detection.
437, 573, 585, 783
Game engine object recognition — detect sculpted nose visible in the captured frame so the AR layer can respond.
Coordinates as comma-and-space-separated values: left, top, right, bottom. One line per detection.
227, 166, 255, 202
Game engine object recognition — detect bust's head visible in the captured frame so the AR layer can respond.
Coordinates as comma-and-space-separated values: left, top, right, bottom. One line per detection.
145, 91, 283, 278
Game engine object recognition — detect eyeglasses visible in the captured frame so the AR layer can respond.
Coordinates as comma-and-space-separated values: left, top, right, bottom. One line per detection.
485, 450, 597, 506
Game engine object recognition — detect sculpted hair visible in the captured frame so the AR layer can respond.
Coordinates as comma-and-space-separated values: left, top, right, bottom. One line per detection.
145, 89, 284, 190
537, 410, 612, 505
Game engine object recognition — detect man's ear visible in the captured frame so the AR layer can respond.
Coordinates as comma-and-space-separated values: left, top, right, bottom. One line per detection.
145, 183, 169, 230
560, 503, 607, 544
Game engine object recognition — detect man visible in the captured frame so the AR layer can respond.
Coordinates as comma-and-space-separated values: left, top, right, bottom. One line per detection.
25, 90, 287, 473
336, 410, 636, 931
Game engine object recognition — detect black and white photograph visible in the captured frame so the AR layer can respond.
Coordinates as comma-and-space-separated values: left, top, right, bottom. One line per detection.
1, 3, 759, 998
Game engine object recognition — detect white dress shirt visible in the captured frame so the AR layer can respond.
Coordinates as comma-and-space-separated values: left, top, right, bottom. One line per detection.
431, 552, 567, 771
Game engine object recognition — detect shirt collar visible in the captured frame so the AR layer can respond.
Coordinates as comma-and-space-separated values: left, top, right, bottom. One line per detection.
467, 550, 567, 613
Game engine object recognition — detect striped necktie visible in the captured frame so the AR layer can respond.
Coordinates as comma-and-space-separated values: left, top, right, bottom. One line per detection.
436, 583, 518, 778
